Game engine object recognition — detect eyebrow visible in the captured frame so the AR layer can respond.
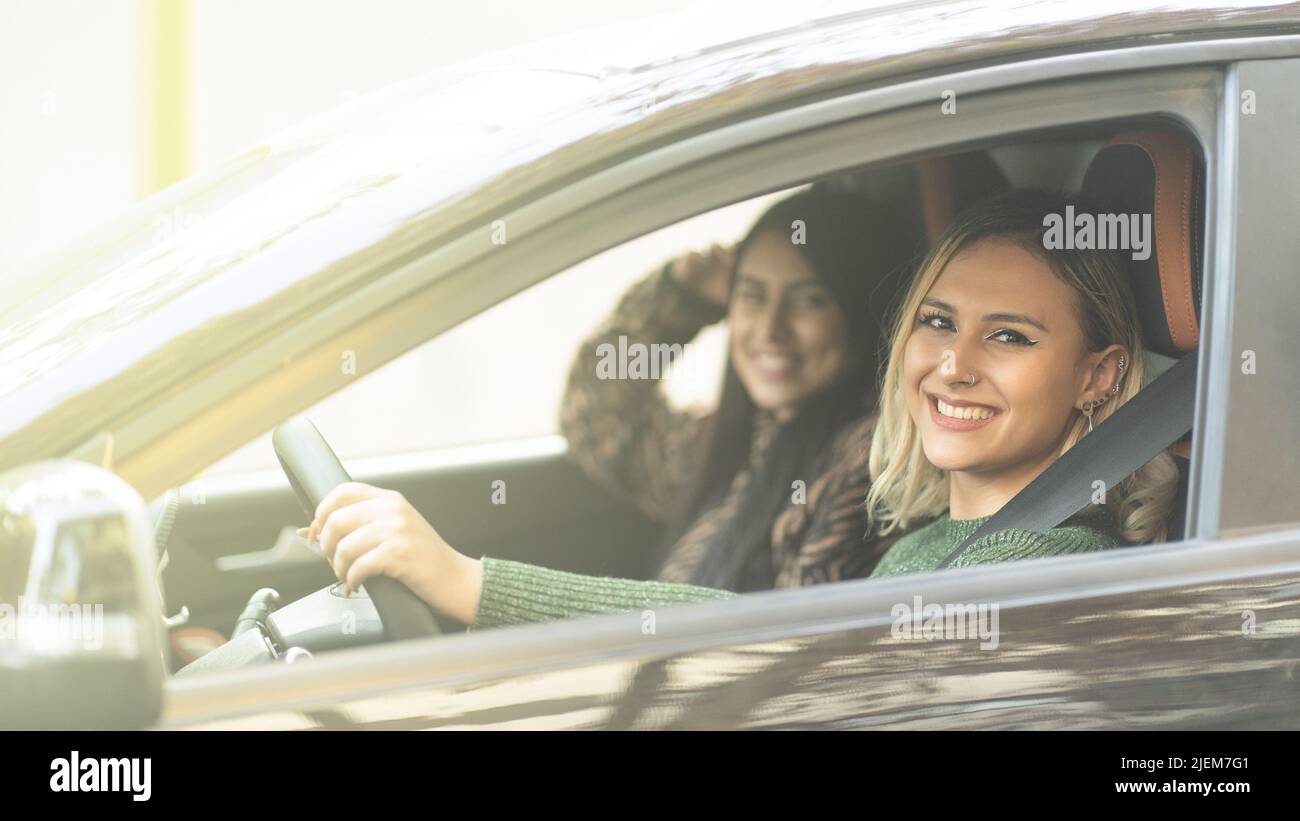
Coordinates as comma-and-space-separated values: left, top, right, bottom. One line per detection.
922, 297, 1050, 333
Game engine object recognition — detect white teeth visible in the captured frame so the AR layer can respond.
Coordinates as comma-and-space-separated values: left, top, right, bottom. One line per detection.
936, 398, 995, 421
756, 353, 796, 369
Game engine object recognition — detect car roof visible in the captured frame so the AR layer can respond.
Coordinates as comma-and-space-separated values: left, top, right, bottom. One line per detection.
2, 0, 1296, 489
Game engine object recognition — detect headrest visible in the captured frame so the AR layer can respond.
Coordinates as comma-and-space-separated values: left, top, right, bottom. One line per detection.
1080, 131, 1204, 358
832, 150, 1010, 252
915, 151, 1012, 244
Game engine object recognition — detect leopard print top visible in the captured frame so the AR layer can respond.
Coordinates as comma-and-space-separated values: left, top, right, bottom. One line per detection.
558, 263, 901, 589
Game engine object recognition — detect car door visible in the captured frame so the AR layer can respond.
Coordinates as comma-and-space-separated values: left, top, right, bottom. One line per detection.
162, 39, 1300, 729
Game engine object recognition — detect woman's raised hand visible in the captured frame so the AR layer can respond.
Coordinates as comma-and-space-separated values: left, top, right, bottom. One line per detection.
298, 482, 483, 624
669, 242, 735, 308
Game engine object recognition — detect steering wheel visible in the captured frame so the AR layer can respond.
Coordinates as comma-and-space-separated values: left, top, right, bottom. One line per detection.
272, 416, 443, 641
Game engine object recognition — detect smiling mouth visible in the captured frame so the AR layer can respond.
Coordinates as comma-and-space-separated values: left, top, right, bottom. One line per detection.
752, 352, 801, 379
927, 395, 1000, 430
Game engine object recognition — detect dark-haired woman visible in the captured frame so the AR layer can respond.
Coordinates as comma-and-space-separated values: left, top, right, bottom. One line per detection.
557, 188, 919, 593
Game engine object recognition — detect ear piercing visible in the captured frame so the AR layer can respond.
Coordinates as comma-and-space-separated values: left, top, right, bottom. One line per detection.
1082, 399, 1099, 433
1110, 353, 1127, 396
1085, 355, 1128, 432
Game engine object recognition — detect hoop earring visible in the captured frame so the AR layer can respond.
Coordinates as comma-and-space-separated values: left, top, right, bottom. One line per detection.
1082, 400, 1097, 433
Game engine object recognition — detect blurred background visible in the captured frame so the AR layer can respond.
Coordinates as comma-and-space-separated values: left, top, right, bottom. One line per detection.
1, 0, 705, 268
0, 0, 810, 477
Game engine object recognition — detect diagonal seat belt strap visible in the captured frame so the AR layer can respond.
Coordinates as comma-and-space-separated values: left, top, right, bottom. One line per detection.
936, 353, 1197, 570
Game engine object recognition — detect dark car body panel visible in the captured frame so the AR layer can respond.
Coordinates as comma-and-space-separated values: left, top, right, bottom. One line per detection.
161, 528, 1300, 729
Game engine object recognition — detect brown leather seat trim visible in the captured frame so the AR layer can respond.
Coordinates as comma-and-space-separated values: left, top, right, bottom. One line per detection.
916, 156, 954, 244
1111, 131, 1200, 353
1106, 131, 1201, 464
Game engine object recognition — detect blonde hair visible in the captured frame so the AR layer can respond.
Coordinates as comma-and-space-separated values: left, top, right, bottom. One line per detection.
866, 190, 1178, 544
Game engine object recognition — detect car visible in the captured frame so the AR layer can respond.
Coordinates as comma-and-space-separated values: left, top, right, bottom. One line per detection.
3, 0, 1300, 730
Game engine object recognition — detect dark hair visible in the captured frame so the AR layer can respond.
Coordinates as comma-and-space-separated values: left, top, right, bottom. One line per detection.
657, 185, 922, 591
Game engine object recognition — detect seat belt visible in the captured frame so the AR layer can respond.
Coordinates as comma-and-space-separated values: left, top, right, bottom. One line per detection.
936, 352, 1197, 569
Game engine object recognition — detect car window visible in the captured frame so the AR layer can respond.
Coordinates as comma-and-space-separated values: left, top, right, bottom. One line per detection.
204, 191, 794, 475
171, 65, 1236, 685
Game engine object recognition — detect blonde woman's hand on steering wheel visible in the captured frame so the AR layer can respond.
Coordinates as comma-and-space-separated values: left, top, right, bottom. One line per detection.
299, 482, 483, 625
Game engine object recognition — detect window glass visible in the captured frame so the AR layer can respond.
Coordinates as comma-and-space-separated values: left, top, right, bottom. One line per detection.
204, 190, 793, 475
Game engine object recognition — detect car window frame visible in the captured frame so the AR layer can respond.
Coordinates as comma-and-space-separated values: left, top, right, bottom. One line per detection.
1200, 56, 1300, 539
163, 41, 1300, 720
102, 34, 1299, 500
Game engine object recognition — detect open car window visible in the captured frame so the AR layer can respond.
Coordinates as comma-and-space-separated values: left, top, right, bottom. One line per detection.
161, 61, 1239, 691
201, 193, 803, 476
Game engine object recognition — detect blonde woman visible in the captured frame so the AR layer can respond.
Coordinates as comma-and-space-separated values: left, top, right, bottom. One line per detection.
297, 189, 1178, 627
864, 188, 1177, 575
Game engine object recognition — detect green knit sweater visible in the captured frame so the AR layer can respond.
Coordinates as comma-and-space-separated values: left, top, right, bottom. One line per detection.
867, 507, 1120, 577
471, 507, 1121, 628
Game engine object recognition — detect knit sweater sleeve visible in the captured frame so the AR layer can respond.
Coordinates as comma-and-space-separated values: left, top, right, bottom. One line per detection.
558, 262, 725, 523
471, 556, 738, 629
949, 521, 1119, 569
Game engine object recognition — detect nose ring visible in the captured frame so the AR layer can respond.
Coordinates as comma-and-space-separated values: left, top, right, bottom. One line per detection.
965, 373, 977, 386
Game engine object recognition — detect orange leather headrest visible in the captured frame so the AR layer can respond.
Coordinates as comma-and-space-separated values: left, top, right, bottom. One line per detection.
1080, 131, 1204, 358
